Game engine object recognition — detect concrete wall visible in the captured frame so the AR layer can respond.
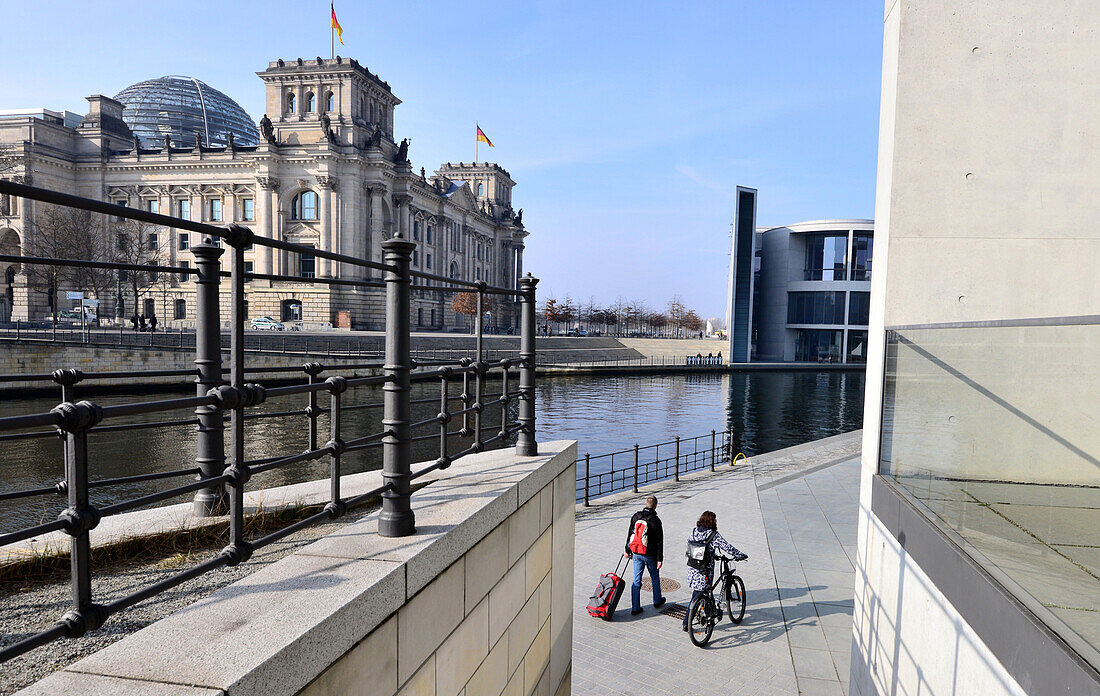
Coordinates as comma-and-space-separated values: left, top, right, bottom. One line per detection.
853, 2, 1100, 695
18, 441, 577, 696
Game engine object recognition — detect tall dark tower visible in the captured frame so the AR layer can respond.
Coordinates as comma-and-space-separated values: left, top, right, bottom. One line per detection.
727, 186, 757, 362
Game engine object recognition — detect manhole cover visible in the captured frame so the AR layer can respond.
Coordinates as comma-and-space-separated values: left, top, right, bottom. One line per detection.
659, 603, 688, 620
640, 577, 680, 592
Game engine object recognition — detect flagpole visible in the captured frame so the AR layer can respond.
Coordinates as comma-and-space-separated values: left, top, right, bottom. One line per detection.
475, 122, 478, 164
330, 3, 334, 59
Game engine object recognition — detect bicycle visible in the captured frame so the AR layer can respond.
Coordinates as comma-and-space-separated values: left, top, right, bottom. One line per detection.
686, 550, 747, 646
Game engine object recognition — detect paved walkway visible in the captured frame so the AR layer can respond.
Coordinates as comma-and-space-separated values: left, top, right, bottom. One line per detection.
571, 431, 861, 696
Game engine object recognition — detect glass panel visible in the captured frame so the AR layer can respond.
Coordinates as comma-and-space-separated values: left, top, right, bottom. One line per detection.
804, 233, 849, 280
242, 199, 254, 221
848, 292, 870, 325
846, 330, 868, 362
880, 322, 1100, 662
298, 247, 315, 278
177, 200, 190, 220
794, 328, 842, 361
852, 233, 873, 280
209, 199, 222, 221
788, 291, 846, 325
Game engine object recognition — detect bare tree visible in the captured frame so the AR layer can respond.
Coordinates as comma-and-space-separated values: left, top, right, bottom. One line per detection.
112, 218, 164, 321
25, 205, 114, 323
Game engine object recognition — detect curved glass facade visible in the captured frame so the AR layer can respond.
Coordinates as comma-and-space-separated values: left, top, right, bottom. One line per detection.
114, 76, 259, 148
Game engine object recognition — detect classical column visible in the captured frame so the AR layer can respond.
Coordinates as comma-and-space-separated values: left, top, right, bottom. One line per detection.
317, 175, 337, 278
368, 186, 384, 265
255, 178, 276, 278
393, 194, 412, 241
515, 245, 524, 290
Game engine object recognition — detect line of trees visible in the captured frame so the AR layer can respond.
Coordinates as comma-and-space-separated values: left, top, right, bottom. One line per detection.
22, 205, 165, 324
538, 294, 704, 337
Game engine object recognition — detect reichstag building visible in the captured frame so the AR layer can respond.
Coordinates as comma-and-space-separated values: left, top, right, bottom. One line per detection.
0, 57, 529, 330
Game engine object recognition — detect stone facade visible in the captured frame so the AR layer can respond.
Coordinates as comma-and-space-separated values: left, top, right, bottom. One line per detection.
0, 57, 528, 331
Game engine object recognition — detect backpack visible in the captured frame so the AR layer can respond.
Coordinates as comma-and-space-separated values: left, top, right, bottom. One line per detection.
686, 530, 717, 570
628, 519, 649, 555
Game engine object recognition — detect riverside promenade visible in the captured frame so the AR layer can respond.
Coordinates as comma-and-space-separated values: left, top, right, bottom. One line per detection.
571, 431, 861, 696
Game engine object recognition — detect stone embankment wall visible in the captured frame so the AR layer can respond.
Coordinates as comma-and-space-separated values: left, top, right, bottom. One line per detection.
18, 442, 577, 696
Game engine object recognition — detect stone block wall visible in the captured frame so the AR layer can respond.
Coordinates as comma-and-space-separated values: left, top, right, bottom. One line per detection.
300, 458, 575, 696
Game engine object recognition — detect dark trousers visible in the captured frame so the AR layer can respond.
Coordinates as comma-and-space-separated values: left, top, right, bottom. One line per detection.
683, 589, 706, 628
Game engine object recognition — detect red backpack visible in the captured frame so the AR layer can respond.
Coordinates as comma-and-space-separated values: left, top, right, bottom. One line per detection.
628, 519, 649, 555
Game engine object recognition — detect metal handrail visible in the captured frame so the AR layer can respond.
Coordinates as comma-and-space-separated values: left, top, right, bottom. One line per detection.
575, 430, 738, 505
0, 181, 540, 663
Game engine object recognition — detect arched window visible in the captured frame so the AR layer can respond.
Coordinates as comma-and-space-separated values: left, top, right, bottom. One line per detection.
306, 92, 316, 113
477, 183, 485, 197
326, 91, 335, 111
450, 262, 458, 279
287, 93, 296, 114
359, 96, 366, 118
291, 191, 319, 220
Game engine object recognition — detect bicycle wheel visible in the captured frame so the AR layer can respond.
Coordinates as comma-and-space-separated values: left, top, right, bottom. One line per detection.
687, 595, 714, 647
725, 574, 746, 624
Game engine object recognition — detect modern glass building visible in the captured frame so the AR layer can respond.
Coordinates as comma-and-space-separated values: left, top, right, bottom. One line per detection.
727, 218, 873, 363
114, 75, 259, 148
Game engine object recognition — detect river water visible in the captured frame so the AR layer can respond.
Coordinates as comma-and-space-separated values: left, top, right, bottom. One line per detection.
0, 371, 864, 533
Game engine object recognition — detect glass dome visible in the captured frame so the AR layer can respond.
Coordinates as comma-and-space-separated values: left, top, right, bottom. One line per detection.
114, 75, 259, 148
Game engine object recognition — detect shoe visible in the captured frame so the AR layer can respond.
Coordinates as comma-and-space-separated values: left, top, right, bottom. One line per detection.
630, 608, 643, 616
654, 597, 666, 609
682, 624, 689, 632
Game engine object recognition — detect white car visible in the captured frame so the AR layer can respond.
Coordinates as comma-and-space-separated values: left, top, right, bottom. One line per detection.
250, 316, 285, 331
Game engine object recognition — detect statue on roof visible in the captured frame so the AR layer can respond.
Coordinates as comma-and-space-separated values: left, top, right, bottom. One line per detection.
132, 135, 140, 153
515, 209, 523, 226
259, 114, 275, 144
227, 132, 236, 151
368, 124, 383, 148
395, 138, 410, 163
163, 134, 172, 150
194, 131, 203, 149
320, 111, 332, 138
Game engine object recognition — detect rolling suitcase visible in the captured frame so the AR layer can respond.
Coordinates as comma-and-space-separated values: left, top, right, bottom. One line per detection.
586, 556, 628, 620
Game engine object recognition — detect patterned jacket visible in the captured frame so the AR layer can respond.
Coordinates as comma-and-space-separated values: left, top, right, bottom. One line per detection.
685, 526, 743, 591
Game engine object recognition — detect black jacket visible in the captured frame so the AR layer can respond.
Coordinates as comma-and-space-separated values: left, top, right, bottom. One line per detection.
624, 507, 663, 562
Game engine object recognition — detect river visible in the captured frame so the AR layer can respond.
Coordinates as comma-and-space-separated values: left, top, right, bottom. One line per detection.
0, 371, 864, 532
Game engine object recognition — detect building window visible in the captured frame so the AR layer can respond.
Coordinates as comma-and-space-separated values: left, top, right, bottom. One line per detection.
477, 182, 485, 196
177, 199, 190, 220
241, 198, 254, 221
290, 191, 318, 220
418, 308, 423, 326
148, 233, 158, 250
178, 260, 190, 270
852, 233, 873, 280
794, 329, 842, 362
787, 291, 846, 325
209, 199, 222, 222
427, 226, 433, 244
298, 246, 315, 278
804, 233, 848, 281
146, 200, 158, 214
244, 261, 254, 274
848, 292, 871, 326
413, 250, 420, 266
114, 199, 127, 222
426, 253, 432, 269
306, 92, 316, 113
174, 298, 187, 319
476, 268, 481, 280
326, 91, 334, 111
846, 330, 868, 363
413, 220, 419, 241
178, 233, 189, 251
430, 308, 435, 326
287, 92, 296, 114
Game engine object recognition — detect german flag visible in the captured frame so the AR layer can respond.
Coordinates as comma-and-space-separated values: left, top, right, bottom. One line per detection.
476, 125, 494, 147
331, 4, 344, 45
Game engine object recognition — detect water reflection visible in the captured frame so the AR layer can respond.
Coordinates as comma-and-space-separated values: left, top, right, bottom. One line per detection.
0, 371, 864, 532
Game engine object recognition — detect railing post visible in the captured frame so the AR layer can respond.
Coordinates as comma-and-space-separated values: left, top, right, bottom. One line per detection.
674, 436, 680, 482
711, 430, 716, 471
304, 362, 323, 451
191, 240, 227, 516
55, 399, 106, 641
633, 443, 639, 493
380, 234, 416, 537
515, 273, 538, 456
474, 283, 485, 450
583, 453, 590, 507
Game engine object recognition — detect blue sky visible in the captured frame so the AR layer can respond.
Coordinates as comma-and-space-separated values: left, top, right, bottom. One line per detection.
1, 1, 883, 319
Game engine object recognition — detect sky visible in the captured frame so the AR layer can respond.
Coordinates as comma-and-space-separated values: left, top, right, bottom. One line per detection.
0, 1, 883, 319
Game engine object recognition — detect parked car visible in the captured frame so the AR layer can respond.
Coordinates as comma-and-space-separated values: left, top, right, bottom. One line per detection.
250, 316, 285, 331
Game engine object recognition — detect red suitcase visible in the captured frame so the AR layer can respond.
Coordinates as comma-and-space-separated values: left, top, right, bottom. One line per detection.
586, 557, 628, 620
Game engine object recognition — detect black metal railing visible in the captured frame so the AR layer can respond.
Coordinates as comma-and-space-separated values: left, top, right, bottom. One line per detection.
575, 430, 747, 505
0, 179, 539, 662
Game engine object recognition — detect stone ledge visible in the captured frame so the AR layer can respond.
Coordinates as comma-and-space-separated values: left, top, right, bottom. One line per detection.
16, 440, 576, 696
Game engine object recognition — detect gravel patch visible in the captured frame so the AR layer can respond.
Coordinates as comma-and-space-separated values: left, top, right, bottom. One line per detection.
0, 505, 377, 694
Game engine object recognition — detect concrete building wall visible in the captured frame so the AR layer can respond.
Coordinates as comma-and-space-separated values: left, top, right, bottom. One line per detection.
853, 2, 1100, 695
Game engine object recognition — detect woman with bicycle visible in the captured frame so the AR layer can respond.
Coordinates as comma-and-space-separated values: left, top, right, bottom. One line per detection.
683, 510, 748, 635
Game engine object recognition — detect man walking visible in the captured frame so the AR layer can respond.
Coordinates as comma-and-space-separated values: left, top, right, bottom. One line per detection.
623, 495, 666, 615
